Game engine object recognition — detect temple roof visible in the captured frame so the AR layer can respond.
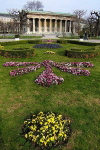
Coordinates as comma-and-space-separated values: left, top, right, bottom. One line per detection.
29, 11, 74, 17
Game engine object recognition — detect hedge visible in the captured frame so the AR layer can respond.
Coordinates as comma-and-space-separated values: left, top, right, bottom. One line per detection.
65, 47, 99, 58
56, 39, 67, 44
0, 48, 35, 58
67, 40, 100, 46
0, 39, 42, 46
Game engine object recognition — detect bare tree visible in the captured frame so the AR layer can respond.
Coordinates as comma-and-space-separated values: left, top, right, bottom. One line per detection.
23, 0, 44, 11
90, 11, 100, 36
83, 11, 100, 37
74, 9, 86, 34
8, 9, 27, 34
86, 14, 96, 37
0, 21, 8, 36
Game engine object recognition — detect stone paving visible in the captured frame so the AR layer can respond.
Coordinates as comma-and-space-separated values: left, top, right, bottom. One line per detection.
0, 38, 100, 43
72, 39, 100, 43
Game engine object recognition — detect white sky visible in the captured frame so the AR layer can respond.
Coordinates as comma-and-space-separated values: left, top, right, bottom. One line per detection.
0, 0, 100, 16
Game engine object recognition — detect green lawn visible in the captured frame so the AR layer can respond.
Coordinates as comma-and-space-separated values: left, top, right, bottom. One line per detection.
0, 42, 100, 150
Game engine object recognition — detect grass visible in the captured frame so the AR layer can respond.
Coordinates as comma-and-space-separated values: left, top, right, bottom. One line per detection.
0, 42, 100, 150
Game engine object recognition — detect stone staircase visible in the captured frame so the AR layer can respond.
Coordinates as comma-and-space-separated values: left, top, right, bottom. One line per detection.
42, 34, 59, 39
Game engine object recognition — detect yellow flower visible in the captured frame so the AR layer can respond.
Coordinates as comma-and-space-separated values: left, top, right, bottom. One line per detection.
42, 130, 45, 133
30, 125, 37, 131
64, 134, 67, 138
50, 136, 55, 141
40, 122, 43, 125
24, 121, 27, 124
44, 122, 48, 125
57, 115, 62, 119
25, 134, 28, 138
23, 112, 71, 148
32, 119, 36, 123
44, 125, 48, 129
32, 135, 37, 142
40, 137, 45, 143
52, 126, 55, 131
44, 141, 47, 146
0, 45, 4, 49
39, 112, 43, 115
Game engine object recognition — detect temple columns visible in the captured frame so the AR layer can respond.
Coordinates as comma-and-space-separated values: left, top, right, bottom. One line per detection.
65, 20, 67, 32
33, 18, 35, 33
55, 20, 57, 32
44, 19, 47, 33
39, 18, 41, 33
27, 17, 74, 34
69, 21, 71, 33
50, 19, 52, 33
73, 22, 76, 33
60, 20, 62, 33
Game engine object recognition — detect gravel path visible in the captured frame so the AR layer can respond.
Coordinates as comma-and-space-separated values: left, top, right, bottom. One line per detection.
0, 38, 100, 43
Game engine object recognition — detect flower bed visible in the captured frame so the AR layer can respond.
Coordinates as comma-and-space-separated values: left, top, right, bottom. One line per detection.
42, 39, 56, 43
3, 62, 39, 67
34, 43, 62, 49
9, 64, 41, 76
3, 60, 94, 87
51, 61, 94, 76
35, 68, 64, 87
44, 51, 55, 54
22, 112, 71, 149
0, 45, 4, 50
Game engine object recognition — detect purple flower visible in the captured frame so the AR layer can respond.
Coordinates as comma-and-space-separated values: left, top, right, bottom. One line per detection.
3, 60, 93, 87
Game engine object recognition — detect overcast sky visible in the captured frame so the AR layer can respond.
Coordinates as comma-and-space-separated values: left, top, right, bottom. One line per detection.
0, 0, 100, 15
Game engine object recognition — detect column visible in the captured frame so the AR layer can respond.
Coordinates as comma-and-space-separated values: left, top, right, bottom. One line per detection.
44, 19, 47, 33
73, 22, 76, 33
65, 20, 67, 33
69, 21, 71, 33
39, 18, 41, 33
33, 18, 35, 33
50, 19, 52, 33
60, 20, 62, 33
55, 20, 57, 32
27, 18, 30, 34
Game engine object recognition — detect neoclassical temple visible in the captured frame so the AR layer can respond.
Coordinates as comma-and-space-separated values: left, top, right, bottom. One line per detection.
24, 11, 76, 35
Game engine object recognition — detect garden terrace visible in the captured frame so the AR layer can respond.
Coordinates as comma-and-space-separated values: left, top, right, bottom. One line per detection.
0, 40, 100, 150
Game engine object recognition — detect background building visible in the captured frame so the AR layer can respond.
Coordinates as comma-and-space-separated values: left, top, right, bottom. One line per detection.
0, 13, 13, 23
23, 11, 76, 36
0, 13, 14, 34
0, 11, 77, 36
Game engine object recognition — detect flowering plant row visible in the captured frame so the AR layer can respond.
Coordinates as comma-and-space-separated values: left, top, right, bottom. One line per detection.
51, 62, 91, 76
22, 112, 71, 149
35, 68, 64, 87
42, 39, 55, 43
10, 64, 41, 76
34, 43, 62, 49
3, 62, 39, 67
3, 60, 94, 87
51, 61, 94, 68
